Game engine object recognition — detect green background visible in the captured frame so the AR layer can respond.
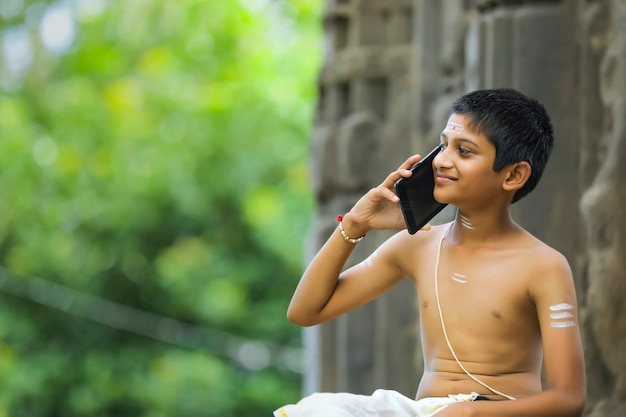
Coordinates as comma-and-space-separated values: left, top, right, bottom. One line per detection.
0, 0, 321, 415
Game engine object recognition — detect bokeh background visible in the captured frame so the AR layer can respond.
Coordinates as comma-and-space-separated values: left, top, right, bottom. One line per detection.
0, 0, 322, 415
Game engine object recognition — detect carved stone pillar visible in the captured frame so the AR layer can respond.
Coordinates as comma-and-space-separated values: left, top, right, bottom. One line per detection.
306, 0, 419, 397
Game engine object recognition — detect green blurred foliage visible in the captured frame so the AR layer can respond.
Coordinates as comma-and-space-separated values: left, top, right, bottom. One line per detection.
0, 0, 321, 415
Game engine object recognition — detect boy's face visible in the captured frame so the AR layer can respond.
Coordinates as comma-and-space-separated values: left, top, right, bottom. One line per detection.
433, 113, 509, 208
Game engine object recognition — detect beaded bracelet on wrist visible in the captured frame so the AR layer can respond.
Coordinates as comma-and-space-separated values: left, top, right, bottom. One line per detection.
337, 215, 366, 244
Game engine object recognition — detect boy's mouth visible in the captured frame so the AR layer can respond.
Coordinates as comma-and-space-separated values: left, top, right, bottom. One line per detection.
436, 172, 457, 182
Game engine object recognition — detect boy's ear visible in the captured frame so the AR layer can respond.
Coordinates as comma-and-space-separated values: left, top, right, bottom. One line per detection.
502, 161, 531, 192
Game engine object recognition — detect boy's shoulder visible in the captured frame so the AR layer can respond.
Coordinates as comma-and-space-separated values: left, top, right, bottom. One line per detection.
514, 227, 569, 263
378, 223, 450, 271
385, 222, 450, 246
382, 222, 571, 270
508, 228, 573, 287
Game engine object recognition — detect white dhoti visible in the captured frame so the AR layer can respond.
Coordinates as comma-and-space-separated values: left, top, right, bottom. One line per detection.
274, 390, 483, 417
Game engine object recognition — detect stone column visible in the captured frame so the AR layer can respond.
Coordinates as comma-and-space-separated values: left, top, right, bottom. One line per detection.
306, 0, 419, 397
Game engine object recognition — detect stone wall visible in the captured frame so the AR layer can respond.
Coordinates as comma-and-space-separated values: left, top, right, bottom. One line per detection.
305, 0, 626, 415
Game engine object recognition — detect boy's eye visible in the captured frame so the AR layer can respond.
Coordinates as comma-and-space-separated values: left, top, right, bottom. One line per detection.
459, 147, 472, 155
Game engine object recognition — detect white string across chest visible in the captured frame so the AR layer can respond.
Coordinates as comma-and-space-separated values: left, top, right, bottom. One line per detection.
433, 225, 517, 401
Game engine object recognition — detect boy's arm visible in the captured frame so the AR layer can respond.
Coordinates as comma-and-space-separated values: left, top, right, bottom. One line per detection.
286, 154, 427, 327
524, 250, 586, 414
286, 218, 408, 327
440, 250, 586, 417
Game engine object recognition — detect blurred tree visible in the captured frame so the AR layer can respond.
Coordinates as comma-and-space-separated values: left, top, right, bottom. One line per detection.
0, 0, 321, 415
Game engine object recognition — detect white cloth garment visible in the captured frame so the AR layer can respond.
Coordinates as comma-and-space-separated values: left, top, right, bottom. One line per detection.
274, 390, 482, 417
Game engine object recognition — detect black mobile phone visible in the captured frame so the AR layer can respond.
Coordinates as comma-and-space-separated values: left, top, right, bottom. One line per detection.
394, 144, 448, 234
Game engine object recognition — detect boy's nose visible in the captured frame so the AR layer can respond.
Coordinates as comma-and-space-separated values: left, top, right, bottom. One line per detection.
434, 147, 452, 169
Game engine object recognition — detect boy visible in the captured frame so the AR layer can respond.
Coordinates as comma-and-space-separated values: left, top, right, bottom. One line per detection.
275, 89, 586, 417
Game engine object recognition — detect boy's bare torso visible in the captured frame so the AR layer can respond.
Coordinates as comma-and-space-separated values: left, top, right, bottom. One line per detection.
399, 224, 547, 401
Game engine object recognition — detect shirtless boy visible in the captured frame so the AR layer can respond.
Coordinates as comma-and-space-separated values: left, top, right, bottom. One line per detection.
275, 89, 586, 417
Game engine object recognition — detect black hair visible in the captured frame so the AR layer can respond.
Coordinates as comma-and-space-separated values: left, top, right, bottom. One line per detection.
450, 88, 554, 203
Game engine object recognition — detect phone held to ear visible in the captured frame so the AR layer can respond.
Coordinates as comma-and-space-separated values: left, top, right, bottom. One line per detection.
394, 144, 448, 234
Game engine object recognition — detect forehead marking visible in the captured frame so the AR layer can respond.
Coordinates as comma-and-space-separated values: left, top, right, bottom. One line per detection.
445, 121, 465, 133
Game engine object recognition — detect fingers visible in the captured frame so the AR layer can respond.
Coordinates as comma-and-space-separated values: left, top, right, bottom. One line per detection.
402, 153, 423, 169
363, 153, 426, 207
383, 154, 422, 189
395, 154, 423, 175
379, 186, 400, 203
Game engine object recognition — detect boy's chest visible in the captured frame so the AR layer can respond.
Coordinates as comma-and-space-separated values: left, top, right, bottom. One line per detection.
414, 250, 536, 334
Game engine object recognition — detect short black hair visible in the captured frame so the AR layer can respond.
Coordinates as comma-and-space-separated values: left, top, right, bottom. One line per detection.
450, 88, 554, 203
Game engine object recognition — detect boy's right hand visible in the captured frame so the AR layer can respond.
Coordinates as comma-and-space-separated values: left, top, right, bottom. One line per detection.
341, 154, 428, 236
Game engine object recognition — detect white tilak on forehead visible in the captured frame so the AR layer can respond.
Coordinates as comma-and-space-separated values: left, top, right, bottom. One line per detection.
549, 303, 577, 328
445, 121, 465, 133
